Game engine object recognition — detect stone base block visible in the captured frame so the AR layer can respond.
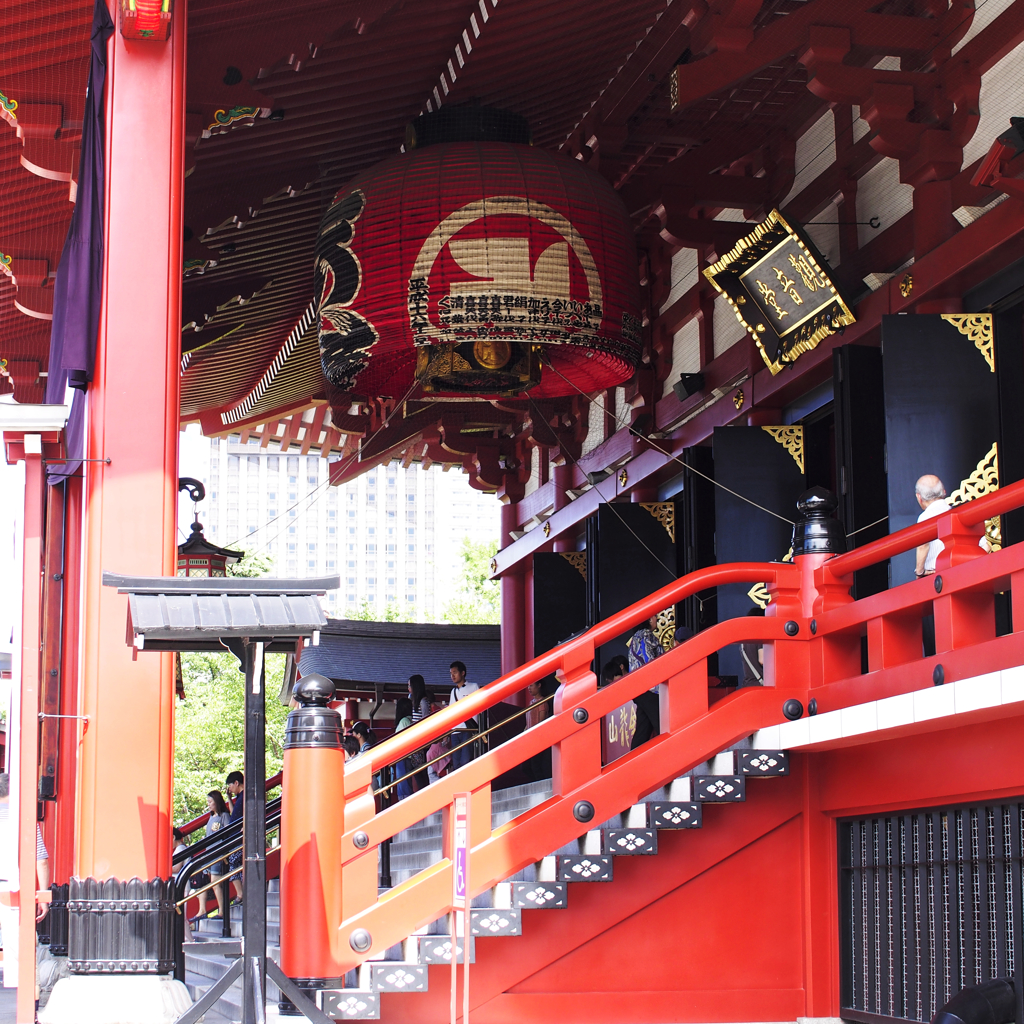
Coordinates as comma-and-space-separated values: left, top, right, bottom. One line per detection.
38, 974, 192, 1024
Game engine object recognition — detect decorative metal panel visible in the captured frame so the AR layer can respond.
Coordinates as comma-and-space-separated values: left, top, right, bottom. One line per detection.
602, 829, 658, 855
418, 935, 475, 964
67, 877, 175, 975
648, 802, 703, 829
320, 988, 381, 1019
556, 855, 614, 881
370, 962, 428, 991
512, 882, 568, 908
839, 800, 1024, 1024
694, 776, 746, 801
739, 751, 789, 775
470, 908, 522, 936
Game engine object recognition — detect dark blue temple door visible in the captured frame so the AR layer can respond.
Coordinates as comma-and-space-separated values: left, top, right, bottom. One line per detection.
881, 314, 999, 587
532, 551, 588, 657
586, 502, 679, 678
833, 343, 889, 598
713, 424, 805, 682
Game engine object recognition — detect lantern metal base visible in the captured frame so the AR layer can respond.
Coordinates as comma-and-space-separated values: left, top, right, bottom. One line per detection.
415, 341, 541, 395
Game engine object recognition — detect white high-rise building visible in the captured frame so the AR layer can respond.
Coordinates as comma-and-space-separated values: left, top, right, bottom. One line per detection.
178, 429, 500, 620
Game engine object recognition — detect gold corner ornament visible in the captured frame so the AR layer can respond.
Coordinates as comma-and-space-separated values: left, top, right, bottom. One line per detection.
761, 425, 804, 475
489, 557, 498, 574
899, 274, 913, 298
947, 442, 1002, 552
747, 546, 792, 608
947, 442, 999, 505
941, 313, 994, 372
702, 209, 855, 376
542, 521, 551, 537
618, 468, 628, 487
560, 551, 587, 581
732, 389, 744, 410
640, 502, 676, 543
654, 606, 676, 650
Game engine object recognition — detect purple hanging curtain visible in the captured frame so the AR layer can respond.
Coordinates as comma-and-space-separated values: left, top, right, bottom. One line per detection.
46, 0, 113, 484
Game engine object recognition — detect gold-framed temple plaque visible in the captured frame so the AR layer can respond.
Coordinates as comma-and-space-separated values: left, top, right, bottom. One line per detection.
703, 209, 856, 375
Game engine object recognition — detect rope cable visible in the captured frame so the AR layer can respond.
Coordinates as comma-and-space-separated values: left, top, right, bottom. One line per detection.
546, 361, 795, 525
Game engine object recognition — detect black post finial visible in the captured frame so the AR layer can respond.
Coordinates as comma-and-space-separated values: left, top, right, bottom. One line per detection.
792, 486, 847, 556
292, 672, 336, 707
284, 673, 342, 750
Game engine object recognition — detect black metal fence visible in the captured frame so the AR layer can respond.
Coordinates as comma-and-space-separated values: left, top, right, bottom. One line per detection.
839, 801, 1024, 1024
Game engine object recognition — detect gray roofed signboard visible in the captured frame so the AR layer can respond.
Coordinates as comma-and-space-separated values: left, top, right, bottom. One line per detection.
102, 573, 339, 652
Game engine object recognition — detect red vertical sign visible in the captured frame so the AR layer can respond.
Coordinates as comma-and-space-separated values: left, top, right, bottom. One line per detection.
451, 793, 470, 1024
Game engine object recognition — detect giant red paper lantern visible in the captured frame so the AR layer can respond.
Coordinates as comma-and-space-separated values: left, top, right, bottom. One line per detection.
314, 108, 641, 399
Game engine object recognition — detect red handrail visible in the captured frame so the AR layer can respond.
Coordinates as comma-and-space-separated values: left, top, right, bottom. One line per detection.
364, 561, 791, 773
177, 770, 283, 837
316, 477, 1024, 973
364, 478, 1024, 773
827, 477, 1024, 577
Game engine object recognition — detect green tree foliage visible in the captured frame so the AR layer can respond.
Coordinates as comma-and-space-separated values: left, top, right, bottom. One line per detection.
173, 651, 289, 828
172, 548, 284, 830
344, 598, 413, 622
442, 538, 500, 624
227, 548, 275, 578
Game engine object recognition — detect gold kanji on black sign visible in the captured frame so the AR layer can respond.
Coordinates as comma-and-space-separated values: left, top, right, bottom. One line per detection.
703, 209, 855, 375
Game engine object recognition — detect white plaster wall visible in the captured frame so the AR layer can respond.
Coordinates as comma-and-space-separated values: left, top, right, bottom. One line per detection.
962, 37, 1024, 168
785, 110, 836, 204
663, 318, 701, 399
855, 157, 913, 250
802, 202, 841, 268
713, 293, 747, 357
659, 247, 699, 314
953, 0, 1014, 56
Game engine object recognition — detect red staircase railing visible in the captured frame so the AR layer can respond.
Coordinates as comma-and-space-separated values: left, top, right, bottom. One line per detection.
283, 479, 1024, 978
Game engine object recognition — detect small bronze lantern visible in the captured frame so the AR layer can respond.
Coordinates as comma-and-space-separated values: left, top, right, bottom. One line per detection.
176, 476, 243, 577
176, 518, 243, 578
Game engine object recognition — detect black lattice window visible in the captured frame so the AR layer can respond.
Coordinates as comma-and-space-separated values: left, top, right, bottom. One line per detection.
840, 801, 1024, 1024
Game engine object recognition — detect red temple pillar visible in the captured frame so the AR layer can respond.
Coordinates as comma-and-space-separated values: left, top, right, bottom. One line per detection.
52, 477, 83, 888
17, 444, 44, 1024
43, 1, 191, 1016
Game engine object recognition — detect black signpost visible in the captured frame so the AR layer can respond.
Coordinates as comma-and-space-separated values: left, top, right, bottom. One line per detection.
102, 573, 340, 1024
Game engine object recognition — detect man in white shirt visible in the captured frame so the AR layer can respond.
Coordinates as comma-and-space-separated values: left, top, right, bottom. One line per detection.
914, 474, 988, 577
448, 661, 480, 771
915, 475, 950, 576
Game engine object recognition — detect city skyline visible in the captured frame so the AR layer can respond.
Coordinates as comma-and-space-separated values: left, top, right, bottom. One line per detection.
178, 426, 501, 621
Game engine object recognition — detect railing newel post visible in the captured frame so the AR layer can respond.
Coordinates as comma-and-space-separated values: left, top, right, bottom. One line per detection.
280, 673, 349, 1008
552, 640, 600, 796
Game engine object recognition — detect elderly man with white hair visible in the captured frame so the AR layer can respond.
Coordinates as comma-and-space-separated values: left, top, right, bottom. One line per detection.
914, 474, 950, 577
914, 474, 988, 577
